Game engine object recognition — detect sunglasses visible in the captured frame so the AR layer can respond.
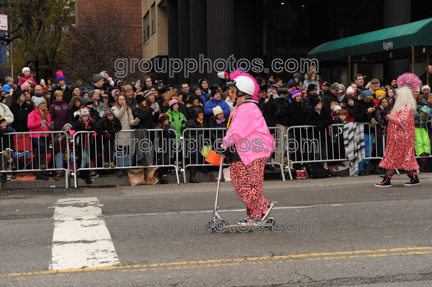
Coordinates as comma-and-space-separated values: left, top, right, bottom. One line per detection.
371, 82, 380, 84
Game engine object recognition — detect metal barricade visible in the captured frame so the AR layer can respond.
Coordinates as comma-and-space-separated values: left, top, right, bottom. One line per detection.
72, 129, 181, 188
182, 127, 286, 183
285, 123, 385, 180
0, 131, 70, 188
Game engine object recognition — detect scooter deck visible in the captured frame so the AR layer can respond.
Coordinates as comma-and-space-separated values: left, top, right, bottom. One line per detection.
207, 218, 275, 232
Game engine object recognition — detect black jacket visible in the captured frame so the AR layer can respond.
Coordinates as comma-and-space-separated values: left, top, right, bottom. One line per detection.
323, 90, 339, 111
258, 97, 277, 127
288, 100, 307, 126
10, 102, 33, 132
303, 93, 320, 114
95, 116, 122, 135
133, 106, 155, 129
352, 99, 375, 134
273, 97, 291, 126
52, 85, 73, 104
305, 107, 333, 139
67, 106, 81, 126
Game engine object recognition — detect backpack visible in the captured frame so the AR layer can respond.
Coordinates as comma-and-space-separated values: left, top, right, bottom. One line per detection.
305, 163, 332, 179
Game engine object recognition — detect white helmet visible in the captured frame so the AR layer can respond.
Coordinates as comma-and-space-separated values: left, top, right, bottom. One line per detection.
232, 75, 256, 96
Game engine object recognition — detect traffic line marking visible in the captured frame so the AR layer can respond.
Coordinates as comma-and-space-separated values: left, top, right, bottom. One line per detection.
1, 247, 431, 278
49, 197, 120, 270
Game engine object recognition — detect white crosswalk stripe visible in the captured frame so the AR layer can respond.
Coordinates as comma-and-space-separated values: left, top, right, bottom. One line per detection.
49, 197, 120, 270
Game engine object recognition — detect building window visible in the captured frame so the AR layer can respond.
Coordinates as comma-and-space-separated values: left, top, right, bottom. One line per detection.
151, 3, 156, 35
143, 12, 150, 42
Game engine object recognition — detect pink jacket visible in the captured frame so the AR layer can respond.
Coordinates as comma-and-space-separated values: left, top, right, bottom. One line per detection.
18, 75, 37, 87
222, 102, 274, 166
28, 108, 52, 138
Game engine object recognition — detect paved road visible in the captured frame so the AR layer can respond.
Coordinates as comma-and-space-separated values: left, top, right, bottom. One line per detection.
1, 174, 432, 286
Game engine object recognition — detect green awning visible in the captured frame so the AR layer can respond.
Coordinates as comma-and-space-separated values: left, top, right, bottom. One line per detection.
307, 17, 432, 62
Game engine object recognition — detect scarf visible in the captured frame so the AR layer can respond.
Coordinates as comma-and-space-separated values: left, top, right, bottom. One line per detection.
216, 118, 226, 125
196, 118, 203, 124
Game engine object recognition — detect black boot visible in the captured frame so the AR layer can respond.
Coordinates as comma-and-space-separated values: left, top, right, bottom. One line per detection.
81, 170, 92, 184
189, 167, 200, 183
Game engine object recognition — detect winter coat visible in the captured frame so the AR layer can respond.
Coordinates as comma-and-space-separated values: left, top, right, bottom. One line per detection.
375, 105, 392, 137
2, 83, 13, 94
186, 103, 204, 120
126, 96, 137, 111
67, 106, 81, 126
95, 116, 122, 135
273, 97, 291, 126
258, 97, 277, 127
302, 79, 320, 95
323, 90, 340, 111
18, 75, 36, 86
133, 106, 155, 129
10, 101, 33, 132
0, 126, 16, 150
49, 100, 69, 131
303, 93, 320, 114
53, 132, 74, 154
112, 105, 137, 146
352, 99, 375, 134
92, 101, 108, 118
305, 107, 333, 140
52, 85, 73, 104
0, 103, 14, 124
200, 89, 211, 104
72, 118, 96, 149
204, 98, 230, 117
166, 108, 187, 140
288, 100, 307, 126
28, 108, 52, 138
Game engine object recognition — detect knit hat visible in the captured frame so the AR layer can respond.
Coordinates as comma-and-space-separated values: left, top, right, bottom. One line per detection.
287, 81, 297, 89
80, 107, 90, 117
22, 67, 30, 74
307, 83, 317, 92
270, 84, 279, 92
212, 106, 223, 116
136, 93, 145, 104
359, 90, 373, 99
191, 86, 200, 93
114, 79, 124, 88
425, 93, 432, 100
33, 97, 45, 107
375, 90, 386, 98
420, 106, 431, 115
21, 82, 30, 91
62, 123, 73, 131
56, 70, 66, 82
143, 90, 154, 100
81, 97, 93, 106
88, 90, 96, 99
93, 74, 105, 84
346, 87, 355, 95
159, 87, 169, 94
278, 87, 288, 95
169, 98, 178, 108
198, 78, 208, 88
293, 73, 301, 79
291, 89, 301, 98
111, 89, 120, 98
330, 82, 341, 91
211, 88, 220, 98
0, 117, 5, 124
103, 109, 113, 116
422, 85, 431, 92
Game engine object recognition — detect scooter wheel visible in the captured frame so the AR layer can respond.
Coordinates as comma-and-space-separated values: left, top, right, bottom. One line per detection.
206, 221, 216, 233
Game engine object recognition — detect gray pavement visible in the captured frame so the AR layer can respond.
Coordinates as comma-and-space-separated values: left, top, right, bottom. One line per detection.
1, 173, 432, 286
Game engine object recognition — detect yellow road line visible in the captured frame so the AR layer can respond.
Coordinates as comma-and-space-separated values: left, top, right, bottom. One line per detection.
1, 247, 431, 278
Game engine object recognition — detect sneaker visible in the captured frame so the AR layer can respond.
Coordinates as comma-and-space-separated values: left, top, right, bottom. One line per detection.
90, 171, 99, 179
110, 162, 115, 168
7, 174, 16, 181
404, 173, 420, 187
104, 162, 110, 168
375, 176, 392, 188
1, 174, 6, 182
262, 202, 275, 221
54, 172, 65, 180
332, 165, 339, 172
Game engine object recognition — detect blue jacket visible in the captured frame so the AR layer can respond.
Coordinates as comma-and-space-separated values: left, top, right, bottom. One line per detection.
204, 98, 230, 117
2, 84, 12, 94
200, 90, 209, 105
